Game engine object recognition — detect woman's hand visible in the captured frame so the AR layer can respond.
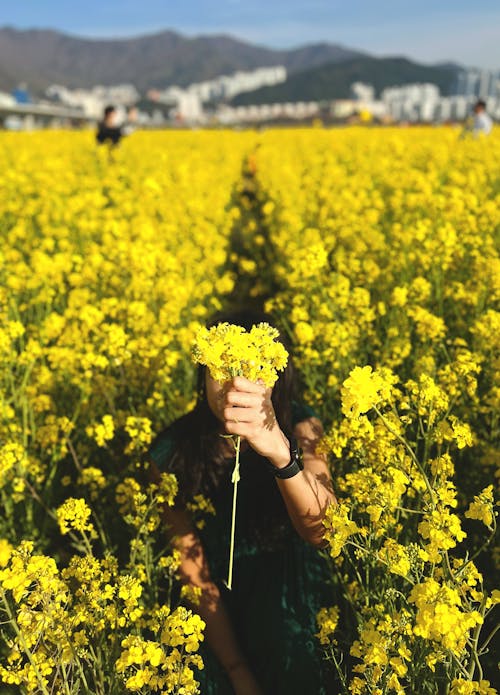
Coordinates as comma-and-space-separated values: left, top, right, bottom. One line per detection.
221, 376, 291, 468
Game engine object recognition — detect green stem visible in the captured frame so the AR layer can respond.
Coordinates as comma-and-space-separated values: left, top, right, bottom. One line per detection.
468, 619, 484, 680
61, 616, 92, 693
373, 406, 435, 503
453, 518, 496, 580
451, 652, 471, 680
479, 622, 500, 655
60, 660, 73, 695
0, 585, 52, 695
330, 648, 349, 694
225, 435, 241, 590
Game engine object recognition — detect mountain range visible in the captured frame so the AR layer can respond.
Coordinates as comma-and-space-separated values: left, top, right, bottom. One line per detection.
0, 26, 461, 101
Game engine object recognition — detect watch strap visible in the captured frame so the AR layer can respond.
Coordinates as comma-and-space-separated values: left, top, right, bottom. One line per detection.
268, 437, 303, 479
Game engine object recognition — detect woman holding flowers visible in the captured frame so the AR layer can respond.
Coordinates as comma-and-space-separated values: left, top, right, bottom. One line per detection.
148, 310, 335, 695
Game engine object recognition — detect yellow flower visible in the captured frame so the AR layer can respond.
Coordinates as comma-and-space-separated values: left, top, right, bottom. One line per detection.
192, 321, 288, 386
316, 606, 340, 645
380, 539, 411, 578
323, 502, 364, 558
429, 453, 455, 479
0, 539, 13, 568
186, 493, 215, 529
450, 679, 497, 694
295, 321, 315, 344
124, 416, 153, 453
409, 578, 483, 654
418, 508, 466, 562
465, 485, 495, 529
56, 498, 95, 536
449, 416, 474, 449
180, 584, 202, 606
2, 124, 500, 695
78, 466, 107, 499
341, 365, 392, 418
86, 414, 115, 447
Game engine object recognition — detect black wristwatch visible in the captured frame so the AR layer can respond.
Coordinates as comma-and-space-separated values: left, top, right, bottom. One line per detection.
268, 436, 304, 479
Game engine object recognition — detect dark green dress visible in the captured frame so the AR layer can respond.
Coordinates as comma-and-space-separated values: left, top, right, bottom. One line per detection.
148, 404, 334, 695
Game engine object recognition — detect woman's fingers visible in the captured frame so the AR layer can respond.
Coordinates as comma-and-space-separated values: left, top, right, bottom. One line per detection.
223, 391, 274, 420
224, 420, 255, 438
223, 406, 254, 423
225, 390, 260, 408
223, 402, 276, 429
222, 378, 276, 434
230, 376, 268, 395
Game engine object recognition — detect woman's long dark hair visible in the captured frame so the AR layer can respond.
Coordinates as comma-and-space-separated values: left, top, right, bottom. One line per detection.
152, 309, 296, 505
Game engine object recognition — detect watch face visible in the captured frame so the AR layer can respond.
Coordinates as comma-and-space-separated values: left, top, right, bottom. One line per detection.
290, 437, 303, 468
298, 450, 304, 470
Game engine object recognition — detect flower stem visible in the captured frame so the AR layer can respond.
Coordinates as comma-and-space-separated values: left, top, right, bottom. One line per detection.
225, 435, 241, 590
373, 406, 435, 502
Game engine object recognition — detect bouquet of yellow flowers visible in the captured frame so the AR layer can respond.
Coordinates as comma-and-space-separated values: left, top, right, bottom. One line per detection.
192, 322, 288, 386
192, 322, 288, 587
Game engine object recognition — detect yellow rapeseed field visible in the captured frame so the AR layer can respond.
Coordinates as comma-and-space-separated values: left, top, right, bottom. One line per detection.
0, 127, 498, 694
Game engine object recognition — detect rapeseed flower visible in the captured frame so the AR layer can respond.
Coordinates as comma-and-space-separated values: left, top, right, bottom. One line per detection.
56, 497, 95, 536
465, 485, 495, 529
341, 365, 392, 418
192, 321, 288, 386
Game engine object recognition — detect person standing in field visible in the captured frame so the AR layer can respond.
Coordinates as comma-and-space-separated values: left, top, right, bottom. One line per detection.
96, 105, 123, 146
148, 309, 336, 695
473, 99, 493, 136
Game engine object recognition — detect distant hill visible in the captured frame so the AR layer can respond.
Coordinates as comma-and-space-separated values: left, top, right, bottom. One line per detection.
0, 26, 366, 94
231, 56, 461, 105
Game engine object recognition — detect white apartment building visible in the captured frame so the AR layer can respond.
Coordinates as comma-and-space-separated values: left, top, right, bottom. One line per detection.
217, 100, 319, 124
350, 82, 375, 102
46, 84, 139, 119
156, 66, 287, 105
382, 83, 440, 122
455, 69, 500, 99
382, 81, 498, 123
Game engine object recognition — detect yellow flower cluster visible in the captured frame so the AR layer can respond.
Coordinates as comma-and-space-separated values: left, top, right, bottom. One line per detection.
316, 606, 340, 645
341, 365, 393, 418
322, 502, 364, 558
86, 413, 115, 447
116, 606, 204, 692
349, 612, 413, 694
125, 415, 154, 454
192, 321, 288, 386
0, 541, 204, 694
465, 485, 495, 529
450, 678, 498, 694
409, 578, 483, 654
56, 497, 95, 536
186, 493, 216, 530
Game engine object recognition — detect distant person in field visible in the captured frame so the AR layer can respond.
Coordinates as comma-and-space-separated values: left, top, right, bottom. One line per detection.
122, 104, 138, 135
96, 105, 123, 146
473, 99, 493, 136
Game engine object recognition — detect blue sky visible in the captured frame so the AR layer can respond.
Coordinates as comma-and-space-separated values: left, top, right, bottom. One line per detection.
2, 1, 500, 69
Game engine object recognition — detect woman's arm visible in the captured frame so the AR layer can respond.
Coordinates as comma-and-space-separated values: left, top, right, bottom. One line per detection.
275, 415, 335, 547
149, 460, 263, 695
221, 377, 336, 547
